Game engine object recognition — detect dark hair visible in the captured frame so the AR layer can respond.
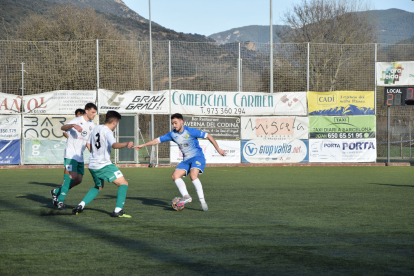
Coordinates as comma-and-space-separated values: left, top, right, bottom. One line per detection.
84, 103, 97, 111
171, 113, 183, 120
105, 110, 122, 124
75, 109, 85, 115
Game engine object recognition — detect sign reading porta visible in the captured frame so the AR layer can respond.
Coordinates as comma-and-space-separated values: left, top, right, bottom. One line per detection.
309, 139, 376, 162
183, 116, 240, 140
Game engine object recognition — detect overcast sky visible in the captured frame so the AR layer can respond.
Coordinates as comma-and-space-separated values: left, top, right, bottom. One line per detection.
122, 0, 414, 36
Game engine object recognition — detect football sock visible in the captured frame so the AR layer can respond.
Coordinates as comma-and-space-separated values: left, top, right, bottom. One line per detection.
115, 185, 128, 209
192, 178, 205, 203
54, 180, 65, 196
57, 174, 73, 202
79, 201, 85, 208
174, 178, 189, 197
82, 187, 100, 205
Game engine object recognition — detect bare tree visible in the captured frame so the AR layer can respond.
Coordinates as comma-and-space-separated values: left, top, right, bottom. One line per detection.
272, 0, 377, 92
3, 4, 151, 95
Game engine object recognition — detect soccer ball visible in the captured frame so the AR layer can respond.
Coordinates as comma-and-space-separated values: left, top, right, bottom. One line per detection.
171, 197, 185, 211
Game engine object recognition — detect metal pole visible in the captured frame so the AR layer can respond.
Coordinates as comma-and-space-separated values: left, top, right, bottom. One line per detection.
410, 121, 412, 159
149, 0, 155, 165
21, 62, 25, 165
387, 106, 390, 165
307, 43, 310, 92
374, 44, 377, 115
96, 39, 99, 111
238, 42, 241, 92
21, 62, 24, 98
270, 0, 273, 93
168, 40, 172, 132
5, 65, 7, 93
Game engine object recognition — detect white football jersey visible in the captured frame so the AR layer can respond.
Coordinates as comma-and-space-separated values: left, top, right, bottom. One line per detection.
64, 116, 95, 162
88, 125, 116, 170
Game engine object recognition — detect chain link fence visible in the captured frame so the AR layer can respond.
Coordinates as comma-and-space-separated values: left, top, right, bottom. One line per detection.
1, 40, 414, 163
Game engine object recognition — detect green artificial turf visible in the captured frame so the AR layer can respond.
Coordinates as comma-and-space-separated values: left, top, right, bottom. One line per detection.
0, 166, 413, 275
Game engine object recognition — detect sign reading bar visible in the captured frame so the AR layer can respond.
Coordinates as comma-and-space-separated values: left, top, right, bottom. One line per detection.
183, 116, 240, 140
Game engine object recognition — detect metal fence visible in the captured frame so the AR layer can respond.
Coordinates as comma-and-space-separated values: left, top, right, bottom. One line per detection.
1, 40, 414, 163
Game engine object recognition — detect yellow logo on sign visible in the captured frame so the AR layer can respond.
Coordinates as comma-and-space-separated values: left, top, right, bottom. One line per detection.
317, 94, 337, 105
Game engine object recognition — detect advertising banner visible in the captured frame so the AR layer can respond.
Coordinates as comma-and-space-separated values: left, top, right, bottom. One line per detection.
241, 139, 309, 163
309, 139, 376, 162
0, 92, 21, 114
0, 139, 21, 164
23, 115, 98, 139
307, 91, 374, 115
171, 90, 307, 116
0, 115, 21, 140
24, 139, 91, 164
183, 116, 240, 140
98, 89, 169, 114
170, 140, 240, 164
309, 116, 376, 139
376, 61, 414, 86
0, 91, 96, 114
241, 116, 308, 141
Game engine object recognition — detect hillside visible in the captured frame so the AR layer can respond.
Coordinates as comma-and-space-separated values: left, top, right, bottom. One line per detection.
0, 0, 214, 42
209, 9, 414, 45
209, 25, 285, 44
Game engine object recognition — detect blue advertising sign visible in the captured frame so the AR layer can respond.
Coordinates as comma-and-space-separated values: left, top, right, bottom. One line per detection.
0, 139, 21, 164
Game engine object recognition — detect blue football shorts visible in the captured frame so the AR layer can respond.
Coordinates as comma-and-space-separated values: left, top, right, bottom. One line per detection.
175, 156, 206, 176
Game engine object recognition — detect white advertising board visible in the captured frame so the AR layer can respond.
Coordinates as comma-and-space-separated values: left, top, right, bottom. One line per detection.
171, 90, 307, 116
241, 139, 309, 163
23, 115, 98, 139
376, 61, 414, 86
309, 139, 376, 162
170, 140, 240, 164
0, 91, 96, 115
241, 116, 308, 141
98, 89, 169, 114
0, 115, 21, 140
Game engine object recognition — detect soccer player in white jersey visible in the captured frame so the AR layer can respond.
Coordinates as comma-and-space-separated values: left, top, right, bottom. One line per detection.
134, 113, 226, 211
72, 111, 133, 218
52, 103, 97, 210
51, 108, 86, 205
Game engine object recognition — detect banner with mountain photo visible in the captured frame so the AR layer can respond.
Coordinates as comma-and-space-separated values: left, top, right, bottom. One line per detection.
307, 91, 374, 115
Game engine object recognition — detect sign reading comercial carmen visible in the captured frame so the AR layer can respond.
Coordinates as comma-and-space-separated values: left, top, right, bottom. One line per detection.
172, 90, 307, 116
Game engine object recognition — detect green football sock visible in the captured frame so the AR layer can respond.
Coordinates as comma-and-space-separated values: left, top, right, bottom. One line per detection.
57, 174, 73, 202
82, 187, 100, 205
115, 185, 128, 209
55, 187, 62, 196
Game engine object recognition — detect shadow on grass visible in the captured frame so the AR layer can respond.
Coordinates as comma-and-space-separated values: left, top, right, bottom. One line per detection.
29, 181, 61, 188
103, 195, 204, 212
4, 196, 243, 275
369, 183, 414, 188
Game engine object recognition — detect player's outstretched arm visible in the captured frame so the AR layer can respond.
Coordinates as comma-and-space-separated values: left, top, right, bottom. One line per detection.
112, 141, 134, 149
206, 134, 226, 156
61, 124, 82, 132
133, 138, 160, 150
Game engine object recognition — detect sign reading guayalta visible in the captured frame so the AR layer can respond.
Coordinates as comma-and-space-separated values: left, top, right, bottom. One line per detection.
307, 91, 374, 115
171, 90, 307, 116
